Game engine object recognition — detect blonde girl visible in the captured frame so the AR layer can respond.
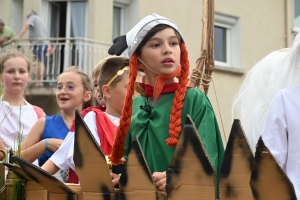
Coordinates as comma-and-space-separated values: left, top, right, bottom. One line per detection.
20, 66, 93, 182
0, 50, 44, 160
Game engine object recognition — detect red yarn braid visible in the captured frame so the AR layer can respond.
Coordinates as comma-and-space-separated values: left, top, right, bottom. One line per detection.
109, 54, 138, 164
165, 43, 190, 146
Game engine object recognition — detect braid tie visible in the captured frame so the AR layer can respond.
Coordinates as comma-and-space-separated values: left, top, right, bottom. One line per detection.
166, 43, 190, 146
153, 66, 181, 100
109, 54, 138, 164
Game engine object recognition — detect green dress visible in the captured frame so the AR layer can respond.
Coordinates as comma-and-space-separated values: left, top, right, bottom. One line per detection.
124, 88, 224, 174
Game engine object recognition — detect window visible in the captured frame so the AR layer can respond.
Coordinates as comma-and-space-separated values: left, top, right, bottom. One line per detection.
214, 13, 240, 68
10, 0, 24, 35
41, 0, 88, 73
294, 0, 300, 32
214, 26, 227, 62
113, 0, 129, 40
113, 0, 138, 41
113, 5, 125, 40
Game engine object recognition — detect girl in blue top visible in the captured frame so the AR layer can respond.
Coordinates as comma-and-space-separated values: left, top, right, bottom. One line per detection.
20, 66, 93, 182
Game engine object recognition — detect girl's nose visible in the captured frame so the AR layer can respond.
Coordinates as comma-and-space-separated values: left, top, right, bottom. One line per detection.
163, 44, 172, 55
14, 72, 20, 79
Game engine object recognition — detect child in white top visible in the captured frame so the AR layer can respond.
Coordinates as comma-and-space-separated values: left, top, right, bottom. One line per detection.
41, 56, 130, 183
0, 50, 44, 160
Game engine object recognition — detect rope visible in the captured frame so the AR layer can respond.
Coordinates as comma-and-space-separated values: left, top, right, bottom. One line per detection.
190, 68, 227, 143
190, 68, 212, 88
211, 78, 227, 143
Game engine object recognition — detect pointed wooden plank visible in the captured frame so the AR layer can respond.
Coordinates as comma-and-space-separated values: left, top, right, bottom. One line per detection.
118, 137, 157, 200
166, 115, 216, 200
3, 162, 32, 181
219, 119, 253, 200
14, 156, 81, 200
73, 109, 116, 199
250, 137, 297, 200
4, 162, 47, 200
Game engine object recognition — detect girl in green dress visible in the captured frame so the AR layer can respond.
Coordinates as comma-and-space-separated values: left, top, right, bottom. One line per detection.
109, 13, 224, 191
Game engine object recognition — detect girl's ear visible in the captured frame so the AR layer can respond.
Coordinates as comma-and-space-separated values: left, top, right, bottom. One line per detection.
83, 91, 92, 102
102, 85, 111, 99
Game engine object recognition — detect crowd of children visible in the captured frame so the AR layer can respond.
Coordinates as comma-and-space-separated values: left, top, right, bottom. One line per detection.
2, 12, 299, 198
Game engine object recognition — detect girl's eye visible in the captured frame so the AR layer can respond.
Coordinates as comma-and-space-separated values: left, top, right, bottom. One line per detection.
57, 85, 63, 90
5, 69, 15, 73
94, 84, 98, 88
150, 43, 160, 48
170, 41, 179, 46
66, 85, 77, 92
66, 85, 75, 91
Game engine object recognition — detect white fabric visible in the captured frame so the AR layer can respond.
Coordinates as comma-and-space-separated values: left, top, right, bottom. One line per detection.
126, 13, 183, 58
50, 111, 99, 171
50, 110, 120, 175
232, 32, 300, 153
262, 87, 300, 199
0, 100, 38, 151
51, 111, 121, 172
104, 112, 120, 127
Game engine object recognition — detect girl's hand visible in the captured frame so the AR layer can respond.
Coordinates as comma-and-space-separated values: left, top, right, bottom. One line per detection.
152, 171, 166, 191
47, 139, 63, 152
110, 172, 120, 186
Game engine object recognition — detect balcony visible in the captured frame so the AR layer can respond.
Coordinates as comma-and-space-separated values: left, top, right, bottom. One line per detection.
0, 38, 113, 114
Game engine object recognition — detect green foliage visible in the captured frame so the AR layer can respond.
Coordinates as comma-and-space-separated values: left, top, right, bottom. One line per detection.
0, 105, 26, 200
9, 106, 25, 200
6, 172, 25, 200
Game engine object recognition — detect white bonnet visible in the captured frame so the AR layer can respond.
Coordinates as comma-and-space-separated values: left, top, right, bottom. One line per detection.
108, 13, 184, 58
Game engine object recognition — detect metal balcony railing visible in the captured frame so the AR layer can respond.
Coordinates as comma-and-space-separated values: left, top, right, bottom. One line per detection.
0, 38, 114, 85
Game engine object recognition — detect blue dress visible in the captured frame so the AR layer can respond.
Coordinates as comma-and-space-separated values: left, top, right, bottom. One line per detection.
38, 114, 69, 166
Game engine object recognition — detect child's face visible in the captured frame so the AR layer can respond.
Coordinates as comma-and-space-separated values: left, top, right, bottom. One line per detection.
139, 28, 181, 85
93, 76, 106, 107
1, 57, 30, 94
55, 71, 88, 112
109, 72, 129, 116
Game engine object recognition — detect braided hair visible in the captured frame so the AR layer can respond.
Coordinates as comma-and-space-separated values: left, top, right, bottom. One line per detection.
110, 24, 190, 164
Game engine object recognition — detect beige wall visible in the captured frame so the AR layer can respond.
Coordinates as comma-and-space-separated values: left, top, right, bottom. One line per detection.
0, 1, 11, 24
88, 0, 113, 41
23, 0, 39, 21
210, 0, 289, 144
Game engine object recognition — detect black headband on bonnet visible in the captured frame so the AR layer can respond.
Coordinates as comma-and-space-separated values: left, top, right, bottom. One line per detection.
108, 13, 184, 59
108, 35, 127, 56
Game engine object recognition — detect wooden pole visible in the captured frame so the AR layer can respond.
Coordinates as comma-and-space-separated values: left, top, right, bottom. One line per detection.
189, 0, 215, 95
